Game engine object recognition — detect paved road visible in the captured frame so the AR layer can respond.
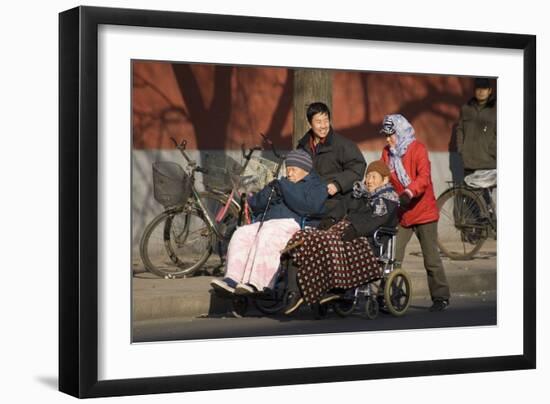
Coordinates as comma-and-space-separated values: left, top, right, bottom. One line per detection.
133, 292, 496, 343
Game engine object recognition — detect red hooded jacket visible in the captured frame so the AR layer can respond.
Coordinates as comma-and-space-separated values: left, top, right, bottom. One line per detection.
381, 140, 439, 227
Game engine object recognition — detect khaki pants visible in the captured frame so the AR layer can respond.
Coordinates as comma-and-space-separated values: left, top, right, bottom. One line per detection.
395, 221, 450, 301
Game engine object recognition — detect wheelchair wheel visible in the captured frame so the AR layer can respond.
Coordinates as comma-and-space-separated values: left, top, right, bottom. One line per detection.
437, 187, 489, 260
383, 269, 412, 317
363, 297, 379, 320
254, 292, 287, 315
231, 296, 248, 318
333, 297, 356, 318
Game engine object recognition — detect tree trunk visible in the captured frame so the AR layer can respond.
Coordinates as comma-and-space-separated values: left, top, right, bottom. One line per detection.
292, 69, 332, 148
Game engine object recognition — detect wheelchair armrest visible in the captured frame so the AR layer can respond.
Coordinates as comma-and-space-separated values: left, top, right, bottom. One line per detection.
300, 215, 321, 230
376, 226, 398, 236
372, 226, 398, 247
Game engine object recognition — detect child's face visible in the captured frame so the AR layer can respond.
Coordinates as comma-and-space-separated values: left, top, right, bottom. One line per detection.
365, 171, 389, 192
286, 166, 308, 183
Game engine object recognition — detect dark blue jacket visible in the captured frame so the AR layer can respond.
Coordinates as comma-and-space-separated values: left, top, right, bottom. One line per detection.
248, 171, 328, 224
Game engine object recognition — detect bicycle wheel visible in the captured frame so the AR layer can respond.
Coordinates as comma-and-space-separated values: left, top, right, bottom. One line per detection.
437, 187, 489, 260
140, 208, 213, 278
197, 191, 240, 257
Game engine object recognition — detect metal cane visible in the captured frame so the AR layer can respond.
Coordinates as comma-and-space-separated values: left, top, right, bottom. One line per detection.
240, 152, 285, 286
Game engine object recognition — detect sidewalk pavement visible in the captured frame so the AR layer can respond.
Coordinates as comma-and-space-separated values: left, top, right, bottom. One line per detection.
133, 239, 497, 322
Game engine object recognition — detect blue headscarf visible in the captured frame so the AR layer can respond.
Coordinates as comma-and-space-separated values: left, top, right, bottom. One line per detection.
381, 114, 416, 188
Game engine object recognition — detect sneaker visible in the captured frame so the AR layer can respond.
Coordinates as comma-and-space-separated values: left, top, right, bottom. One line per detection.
429, 299, 449, 312
284, 292, 304, 315
319, 293, 341, 305
234, 283, 258, 295
210, 277, 238, 294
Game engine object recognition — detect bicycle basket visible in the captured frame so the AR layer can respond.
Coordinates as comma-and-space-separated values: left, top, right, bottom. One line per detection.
202, 153, 244, 192
152, 161, 192, 208
240, 156, 279, 193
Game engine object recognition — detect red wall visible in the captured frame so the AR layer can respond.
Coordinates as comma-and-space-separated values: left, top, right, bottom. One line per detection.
133, 61, 491, 152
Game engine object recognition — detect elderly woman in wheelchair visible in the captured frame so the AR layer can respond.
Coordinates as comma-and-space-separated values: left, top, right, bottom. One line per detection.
223, 159, 412, 320
209, 149, 327, 300
282, 160, 412, 319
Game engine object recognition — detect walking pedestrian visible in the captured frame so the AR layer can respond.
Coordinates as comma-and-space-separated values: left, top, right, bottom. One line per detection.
380, 114, 451, 311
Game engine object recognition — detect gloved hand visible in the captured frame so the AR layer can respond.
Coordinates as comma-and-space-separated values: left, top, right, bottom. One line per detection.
317, 217, 336, 230
268, 179, 282, 196
399, 191, 412, 208
341, 225, 358, 242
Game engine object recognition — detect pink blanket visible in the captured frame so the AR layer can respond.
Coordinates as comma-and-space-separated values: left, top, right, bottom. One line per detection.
225, 218, 300, 290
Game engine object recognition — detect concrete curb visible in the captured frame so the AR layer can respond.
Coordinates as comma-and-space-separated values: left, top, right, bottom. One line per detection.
132, 266, 496, 322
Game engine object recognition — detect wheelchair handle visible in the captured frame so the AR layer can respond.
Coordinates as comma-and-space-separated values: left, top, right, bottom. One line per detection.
373, 227, 397, 247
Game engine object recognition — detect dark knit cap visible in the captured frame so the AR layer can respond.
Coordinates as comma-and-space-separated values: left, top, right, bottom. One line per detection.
286, 149, 313, 172
366, 160, 391, 178
474, 77, 491, 89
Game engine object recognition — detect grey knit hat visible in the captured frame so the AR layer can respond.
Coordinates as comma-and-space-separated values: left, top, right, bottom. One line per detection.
286, 149, 313, 172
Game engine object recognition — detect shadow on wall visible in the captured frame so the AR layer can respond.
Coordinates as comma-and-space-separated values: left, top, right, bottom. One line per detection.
334, 72, 472, 150
133, 62, 294, 151
133, 62, 478, 153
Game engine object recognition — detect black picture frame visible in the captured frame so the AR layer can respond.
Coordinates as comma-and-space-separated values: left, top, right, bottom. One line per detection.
59, 5, 536, 399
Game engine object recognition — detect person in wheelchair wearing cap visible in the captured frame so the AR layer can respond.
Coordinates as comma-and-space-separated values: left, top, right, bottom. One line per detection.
210, 149, 328, 297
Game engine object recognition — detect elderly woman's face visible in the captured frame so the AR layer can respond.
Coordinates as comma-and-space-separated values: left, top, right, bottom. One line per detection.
286, 166, 308, 183
365, 171, 389, 193
386, 134, 397, 148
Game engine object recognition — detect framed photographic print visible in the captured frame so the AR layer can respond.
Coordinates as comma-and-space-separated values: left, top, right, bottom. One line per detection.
59, 5, 536, 398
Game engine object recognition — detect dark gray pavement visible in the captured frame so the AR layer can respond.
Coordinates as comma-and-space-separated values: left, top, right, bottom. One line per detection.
133, 292, 497, 342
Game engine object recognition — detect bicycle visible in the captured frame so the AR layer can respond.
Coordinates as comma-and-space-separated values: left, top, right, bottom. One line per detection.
139, 135, 282, 278
436, 180, 497, 260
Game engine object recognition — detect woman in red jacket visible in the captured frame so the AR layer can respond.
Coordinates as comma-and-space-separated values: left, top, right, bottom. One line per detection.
380, 114, 450, 311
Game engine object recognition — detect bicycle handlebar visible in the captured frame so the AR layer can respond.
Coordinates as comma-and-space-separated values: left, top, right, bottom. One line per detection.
260, 132, 283, 159
241, 144, 263, 160
170, 136, 193, 165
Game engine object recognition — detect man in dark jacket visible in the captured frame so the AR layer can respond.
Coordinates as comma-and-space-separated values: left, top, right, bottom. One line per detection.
296, 102, 366, 223
456, 77, 497, 176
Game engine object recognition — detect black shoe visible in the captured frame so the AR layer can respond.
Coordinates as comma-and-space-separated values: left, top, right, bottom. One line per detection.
284, 292, 304, 315
429, 299, 449, 312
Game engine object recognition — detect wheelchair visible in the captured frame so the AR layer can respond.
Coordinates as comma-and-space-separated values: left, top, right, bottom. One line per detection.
229, 224, 412, 320
319, 226, 413, 320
